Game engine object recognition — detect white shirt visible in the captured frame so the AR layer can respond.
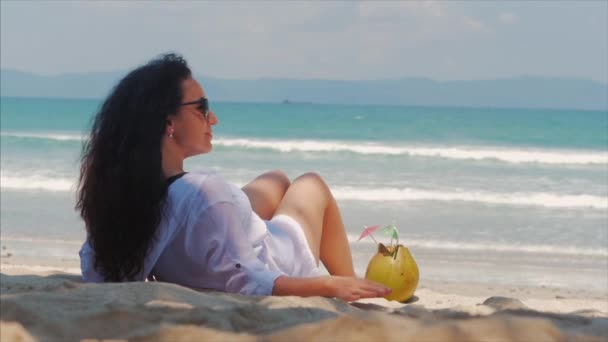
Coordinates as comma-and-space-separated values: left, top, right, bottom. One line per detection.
79, 171, 284, 295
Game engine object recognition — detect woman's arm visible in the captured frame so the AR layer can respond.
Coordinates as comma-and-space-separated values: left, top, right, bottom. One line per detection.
273, 275, 391, 302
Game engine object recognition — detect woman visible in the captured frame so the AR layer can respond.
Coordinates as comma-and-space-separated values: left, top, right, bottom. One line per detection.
77, 53, 390, 301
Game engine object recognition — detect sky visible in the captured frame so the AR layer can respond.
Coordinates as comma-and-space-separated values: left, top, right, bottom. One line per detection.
1, 1, 607, 83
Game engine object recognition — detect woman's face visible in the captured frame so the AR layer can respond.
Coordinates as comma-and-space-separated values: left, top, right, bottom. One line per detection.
169, 77, 218, 158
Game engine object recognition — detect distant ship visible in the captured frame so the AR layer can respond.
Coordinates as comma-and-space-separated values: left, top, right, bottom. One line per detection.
281, 99, 313, 105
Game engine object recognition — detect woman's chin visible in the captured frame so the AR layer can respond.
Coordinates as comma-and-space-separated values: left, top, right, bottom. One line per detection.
201, 143, 213, 154
187, 145, 212, 157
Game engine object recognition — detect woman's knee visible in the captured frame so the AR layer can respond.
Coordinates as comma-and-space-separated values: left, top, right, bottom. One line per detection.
263, 169, 291, 193
244, 170, 291, 220
294, 172, 331, 196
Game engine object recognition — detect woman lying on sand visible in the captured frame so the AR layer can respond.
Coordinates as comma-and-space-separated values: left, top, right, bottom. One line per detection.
76, 53, 391, 302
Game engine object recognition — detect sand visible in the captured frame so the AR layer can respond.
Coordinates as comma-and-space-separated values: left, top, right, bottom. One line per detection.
1, 264, 607, 342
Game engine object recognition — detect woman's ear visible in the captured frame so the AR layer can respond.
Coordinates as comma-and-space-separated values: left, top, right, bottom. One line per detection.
166, 119, 175, 138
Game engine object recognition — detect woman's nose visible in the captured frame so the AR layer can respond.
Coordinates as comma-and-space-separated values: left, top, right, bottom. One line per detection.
209, 110, 218, 125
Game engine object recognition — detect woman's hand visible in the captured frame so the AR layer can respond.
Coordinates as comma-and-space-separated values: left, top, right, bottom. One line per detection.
272, 275, 391, 301
322, 276, 392, 302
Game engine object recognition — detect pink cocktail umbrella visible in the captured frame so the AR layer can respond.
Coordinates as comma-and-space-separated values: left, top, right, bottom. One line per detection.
357, 225, 381, 244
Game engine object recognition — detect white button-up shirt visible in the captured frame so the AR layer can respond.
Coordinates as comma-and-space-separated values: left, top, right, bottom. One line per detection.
79, 171, 284, 295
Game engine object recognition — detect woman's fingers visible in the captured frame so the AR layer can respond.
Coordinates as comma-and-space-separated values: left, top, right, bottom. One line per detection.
360, 280, 392, 295
330, 276, 392, 301
346, 288, 385, 301
354, 290, 379, 299
364, 279, 389, 289
360, 282, 388, 291
349, 280, 392, 299
355, 287, 386, 298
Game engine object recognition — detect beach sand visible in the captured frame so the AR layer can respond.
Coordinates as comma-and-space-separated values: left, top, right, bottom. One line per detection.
1, 262, 607, 342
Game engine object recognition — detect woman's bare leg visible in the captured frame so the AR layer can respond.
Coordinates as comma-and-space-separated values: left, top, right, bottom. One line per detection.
275, 172, 355, 277
242, 170, 291, 220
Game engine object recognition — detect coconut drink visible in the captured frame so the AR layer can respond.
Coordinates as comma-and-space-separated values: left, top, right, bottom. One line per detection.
358, 225, 419, 302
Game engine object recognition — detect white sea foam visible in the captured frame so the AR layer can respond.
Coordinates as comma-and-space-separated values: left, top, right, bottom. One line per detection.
2, 172, 605, 211
2, 132, 605, 165
0, 237, 82, 245
333, 186, 607, 210
214, 138, 607, 165
0, 174, 76, 192
347, 234, 608, 257
1, 132, 85, 142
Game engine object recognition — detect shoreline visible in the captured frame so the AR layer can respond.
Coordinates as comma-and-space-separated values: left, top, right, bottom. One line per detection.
2, 236, 607, 294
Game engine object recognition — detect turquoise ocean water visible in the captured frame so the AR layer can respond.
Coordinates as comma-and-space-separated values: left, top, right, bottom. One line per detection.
1, 96, 607, 290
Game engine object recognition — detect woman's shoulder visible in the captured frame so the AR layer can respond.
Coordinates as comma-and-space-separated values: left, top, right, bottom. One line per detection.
183, 170, 231, 192
169, 171, 235, 210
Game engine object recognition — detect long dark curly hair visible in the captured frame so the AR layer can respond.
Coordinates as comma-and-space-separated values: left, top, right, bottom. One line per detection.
76, 53, 191, 281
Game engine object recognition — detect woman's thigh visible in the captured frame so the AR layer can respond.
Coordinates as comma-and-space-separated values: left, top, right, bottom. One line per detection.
242, 170, 290, 220
274, 172, 330, 263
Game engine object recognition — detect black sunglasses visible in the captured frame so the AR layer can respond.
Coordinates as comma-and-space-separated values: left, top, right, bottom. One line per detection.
181, 97, 210, 120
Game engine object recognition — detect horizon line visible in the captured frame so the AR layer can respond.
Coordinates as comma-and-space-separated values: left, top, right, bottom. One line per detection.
1, 95, 606, 113
1, 68, 606, 85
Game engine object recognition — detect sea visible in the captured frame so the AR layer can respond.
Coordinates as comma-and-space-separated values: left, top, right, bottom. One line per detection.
1, 96, 607, 292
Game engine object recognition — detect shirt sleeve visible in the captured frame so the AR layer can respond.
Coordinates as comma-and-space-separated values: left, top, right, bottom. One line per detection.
79, 238, 105, 282
184, 200, 284, 295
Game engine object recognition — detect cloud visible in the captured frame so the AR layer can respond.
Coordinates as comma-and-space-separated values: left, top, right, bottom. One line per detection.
1, 1, 606, 82
462, 17, 487, 31
358, 1, 444, 20
499, 12, 519, 24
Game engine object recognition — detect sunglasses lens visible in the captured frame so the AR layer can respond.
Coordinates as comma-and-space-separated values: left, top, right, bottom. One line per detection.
198, 98, 209, 119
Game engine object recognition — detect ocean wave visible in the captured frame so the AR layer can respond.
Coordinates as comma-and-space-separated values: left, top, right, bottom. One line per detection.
348, 235, 608, 257
0, 236, 83, 245
214, 138, 607, 165
0, 235, 604, 258
2, 133, 605, 165
1, 172, 605, 210
0, 175, 76, 192
1, 132, 86, 142
333, 186, 607, 210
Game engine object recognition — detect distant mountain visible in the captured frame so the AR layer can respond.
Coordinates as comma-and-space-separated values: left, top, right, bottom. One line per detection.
0, 69, 124, 99
1, 69, 606, 110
